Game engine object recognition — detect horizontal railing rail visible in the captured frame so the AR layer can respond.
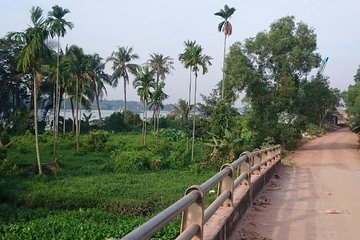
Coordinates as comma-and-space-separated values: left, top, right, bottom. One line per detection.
121, 144, 281, 240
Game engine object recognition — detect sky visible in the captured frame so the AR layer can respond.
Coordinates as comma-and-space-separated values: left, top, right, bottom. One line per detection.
1, 0, 359, 105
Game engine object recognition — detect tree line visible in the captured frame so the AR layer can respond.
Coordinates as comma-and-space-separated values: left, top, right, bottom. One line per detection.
0, 4, 341, 173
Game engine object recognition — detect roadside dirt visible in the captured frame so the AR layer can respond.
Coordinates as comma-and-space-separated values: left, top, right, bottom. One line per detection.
231, 128, 360, 240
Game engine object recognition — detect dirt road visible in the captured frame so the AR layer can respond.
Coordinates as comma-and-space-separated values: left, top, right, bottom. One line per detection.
232, 128, 360, 240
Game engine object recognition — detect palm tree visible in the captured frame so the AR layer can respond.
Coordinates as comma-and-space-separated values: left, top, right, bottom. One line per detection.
88, 53, 111, 121
149, 81, 168, 135
179, 40, 197, 113
62, 45, 92, 151
46, 5, 73, 156
187, 44, 212, 161
170, 99, 192, 122
148, 53, 174, 85
108, 46, 140, 116
148, 53, 173, 133
13, 6, 53, 174
214, 5, 236, 99
133, 66, 155, 145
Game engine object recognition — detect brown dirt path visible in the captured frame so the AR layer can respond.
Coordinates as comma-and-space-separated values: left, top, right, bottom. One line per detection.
231, 128, 360, 240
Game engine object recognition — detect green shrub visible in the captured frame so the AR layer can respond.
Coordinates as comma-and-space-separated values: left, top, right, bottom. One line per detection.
86, 130, 110, 151
158, 128, 187, 142
18, 145, 30, 154
261, 136, 276, 148
305, 123, 323, 136
0, 147, 6, 163
110, 150, 154, 172
103, 112, 131, 132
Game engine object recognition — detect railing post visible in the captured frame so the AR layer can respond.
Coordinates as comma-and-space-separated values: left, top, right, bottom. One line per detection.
260, 150, 268, 171
218, 164, 234, 207
239, 151, 252, 186
180, 185, 204, 240
252, 149, 261, 175
276, 145, 281, 160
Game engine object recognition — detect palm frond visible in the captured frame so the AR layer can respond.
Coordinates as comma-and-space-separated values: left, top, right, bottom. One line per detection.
218, 21, 225, 32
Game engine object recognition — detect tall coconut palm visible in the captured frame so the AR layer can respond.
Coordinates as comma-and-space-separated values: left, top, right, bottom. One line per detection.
179, 40, 197, 113
187, 44, 212, 161
88, 53, 111, 121
108, 46, 140, 116
133, 66, 155, 145
62, 45, 91, 151
214, 5, 236, 99
13, 6, 53, 174
149, 81, 168, 135
148, 53, 174, 85
148, 53, 173, 132
46, 5, 73, 156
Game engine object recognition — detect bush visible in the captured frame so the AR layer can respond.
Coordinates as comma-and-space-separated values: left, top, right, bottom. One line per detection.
103, 111, 142, 132
158, 128, 187, 142
305, 123, 323, 136
86, 130, 110, 151
110, 150, 154, 172
261, 136, 276, 148
124, 110, 142, 128
0, 147, 7, 163
103, 112, 131, 132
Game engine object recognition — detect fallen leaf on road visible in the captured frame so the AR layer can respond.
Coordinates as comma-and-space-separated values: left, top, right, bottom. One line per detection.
325, 209, 342, 214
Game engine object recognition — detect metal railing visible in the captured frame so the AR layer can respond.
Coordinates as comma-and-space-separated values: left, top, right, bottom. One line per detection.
122, 145, 281, 240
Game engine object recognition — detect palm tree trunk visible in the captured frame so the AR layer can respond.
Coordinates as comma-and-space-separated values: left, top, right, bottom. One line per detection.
30, 80, 34, 110
152, 107, 156, 131
143, 101, 146, 145
79, 107, 81, 137
221, 35, 227, 99
58, 91, 63, 119
156, 108, 160, 143
53, 35, 60, 157
188, 68, 192, 151
191, 74, 198, 162
145, 101, 148, 145
95, 90, 102, 121
75, 78, 79, 152
63, 93, 66, 134
70, 99, 75, 133
188, 68, 192, 114
52, 80, 56, 135
33, 72, 42, 175
124, 78, 127, 120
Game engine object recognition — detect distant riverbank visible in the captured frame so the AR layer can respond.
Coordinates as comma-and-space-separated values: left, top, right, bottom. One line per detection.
43, 109, 170, 121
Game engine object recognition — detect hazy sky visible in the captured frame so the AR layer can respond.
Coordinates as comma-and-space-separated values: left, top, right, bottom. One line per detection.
1, 0, 359, 105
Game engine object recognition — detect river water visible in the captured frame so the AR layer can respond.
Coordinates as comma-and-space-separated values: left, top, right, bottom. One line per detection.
44, 109, 170, 121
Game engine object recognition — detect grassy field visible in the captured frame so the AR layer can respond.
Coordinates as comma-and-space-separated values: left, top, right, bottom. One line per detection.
0, 131, 217, 239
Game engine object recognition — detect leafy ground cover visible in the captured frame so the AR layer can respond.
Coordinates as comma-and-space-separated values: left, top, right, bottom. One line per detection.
0, 132, 216, 239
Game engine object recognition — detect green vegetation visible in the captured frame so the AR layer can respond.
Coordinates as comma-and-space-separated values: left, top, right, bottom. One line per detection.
0, 3, 343, 239
0, 132, 215, 239
344, 65, 360, 132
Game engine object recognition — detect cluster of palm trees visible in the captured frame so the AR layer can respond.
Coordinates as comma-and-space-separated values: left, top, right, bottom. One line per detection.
9, 5, 75, 174
179, 41, 213, 160
8, 4, 236, 173
107, 49, 174, 144
10, 6, 112, 172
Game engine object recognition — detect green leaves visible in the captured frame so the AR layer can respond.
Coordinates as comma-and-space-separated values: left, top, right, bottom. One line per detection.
223, 16, 336, 147
214, 5, 236, 35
